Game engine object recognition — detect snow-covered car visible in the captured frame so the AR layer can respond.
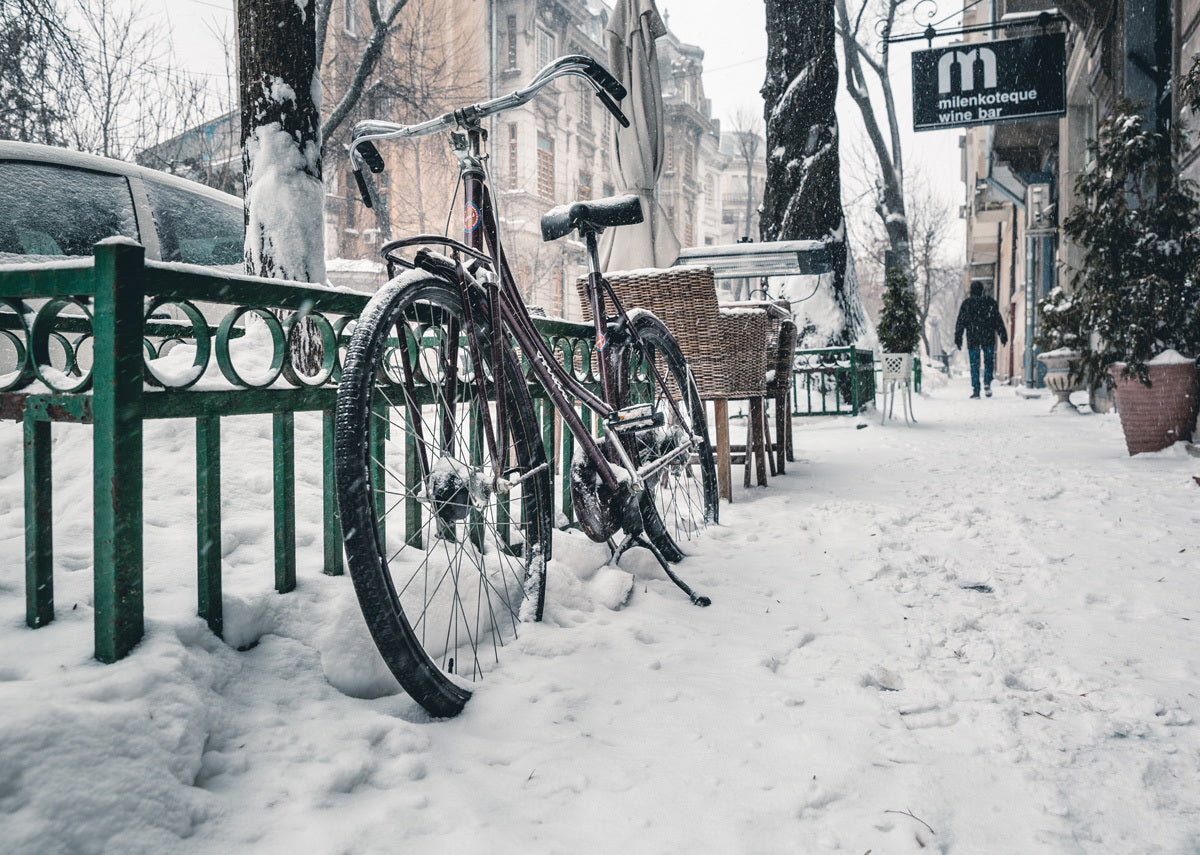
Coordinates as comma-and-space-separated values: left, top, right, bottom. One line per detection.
0, 140, 243, 267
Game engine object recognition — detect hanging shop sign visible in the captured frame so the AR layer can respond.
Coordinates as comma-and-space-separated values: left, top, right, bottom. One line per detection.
911, 32, 1066, 131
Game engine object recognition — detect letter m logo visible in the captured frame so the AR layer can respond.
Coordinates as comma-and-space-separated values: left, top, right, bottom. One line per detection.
937, 47, 997, 94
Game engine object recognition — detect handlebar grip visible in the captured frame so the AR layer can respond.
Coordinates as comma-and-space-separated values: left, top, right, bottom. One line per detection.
578, 56, 627, 101
597, 90, 630, 129
356, 140, 386, 174
352, 168, 374, 209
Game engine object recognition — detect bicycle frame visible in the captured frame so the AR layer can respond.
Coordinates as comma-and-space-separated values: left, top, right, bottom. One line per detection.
455, 124, 632, 496
352, 56, 697, 501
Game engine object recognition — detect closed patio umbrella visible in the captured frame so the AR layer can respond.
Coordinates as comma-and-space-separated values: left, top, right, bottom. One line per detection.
598, 0, 682, 271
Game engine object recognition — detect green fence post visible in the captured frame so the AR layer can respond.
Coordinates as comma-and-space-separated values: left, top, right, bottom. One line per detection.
371, 396, 388, 548
92, 240, 145, 663
273, 411, 296, 594
541, 399, 555, 480
322, 410, 343, 575
849, 348, 860, 416
24, 414, 52, 628
561, 402, 575, 525
196, 415, 222, 637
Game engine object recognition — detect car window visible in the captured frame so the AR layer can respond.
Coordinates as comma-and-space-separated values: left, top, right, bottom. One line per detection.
144, 179, 243, 266
0, 160, 139, 259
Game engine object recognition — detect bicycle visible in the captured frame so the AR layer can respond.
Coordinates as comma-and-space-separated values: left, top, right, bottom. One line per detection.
335, 56, 718, 718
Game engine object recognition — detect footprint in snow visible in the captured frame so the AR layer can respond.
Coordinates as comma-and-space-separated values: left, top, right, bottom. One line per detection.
862, 666, 905, 691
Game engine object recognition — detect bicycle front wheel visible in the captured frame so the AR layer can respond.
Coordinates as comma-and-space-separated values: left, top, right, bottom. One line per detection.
622, 310, 719, 561
335, 270, 553, 718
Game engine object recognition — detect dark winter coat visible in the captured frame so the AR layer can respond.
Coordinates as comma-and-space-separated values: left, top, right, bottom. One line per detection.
954, 291, 1008, 350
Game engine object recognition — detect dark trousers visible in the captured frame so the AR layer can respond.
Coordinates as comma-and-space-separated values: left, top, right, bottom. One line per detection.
968, 346, 995, 393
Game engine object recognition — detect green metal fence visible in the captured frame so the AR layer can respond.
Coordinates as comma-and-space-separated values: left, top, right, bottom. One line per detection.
0, 242, 597, 664
791, 346, 877, 417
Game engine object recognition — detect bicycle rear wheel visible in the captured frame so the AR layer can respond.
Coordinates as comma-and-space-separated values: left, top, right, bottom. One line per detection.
335, 270, 552, 718
622, 310, 718, 561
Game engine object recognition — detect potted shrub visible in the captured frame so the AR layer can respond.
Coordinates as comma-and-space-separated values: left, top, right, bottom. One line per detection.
874, 267, 922, 417
876, 267, 921, 354
1059, 101, 1200, 453
1034, 286, 1085, 412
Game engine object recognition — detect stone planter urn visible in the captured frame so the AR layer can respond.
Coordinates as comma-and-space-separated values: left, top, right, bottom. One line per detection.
1036, 348, 1083, 412
1109, 353, 1199, 455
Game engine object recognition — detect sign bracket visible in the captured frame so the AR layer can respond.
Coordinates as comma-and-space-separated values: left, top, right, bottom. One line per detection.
887, 10, 1068, 46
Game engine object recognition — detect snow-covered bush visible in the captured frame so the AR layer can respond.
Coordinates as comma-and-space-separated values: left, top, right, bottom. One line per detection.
1035, 286, 1083, 352
1060, 101, 1200, 386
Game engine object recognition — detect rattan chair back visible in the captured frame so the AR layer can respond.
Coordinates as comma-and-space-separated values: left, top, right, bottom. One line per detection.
576, 265, 770, 400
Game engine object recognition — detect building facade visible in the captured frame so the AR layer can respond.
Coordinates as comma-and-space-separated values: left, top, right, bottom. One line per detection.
322, 0, 732, 320
139, 0, 734, 318
959, 0, 1183, 386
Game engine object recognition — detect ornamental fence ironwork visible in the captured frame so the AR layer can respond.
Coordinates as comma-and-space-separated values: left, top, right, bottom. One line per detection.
0, 241, 601, 664
790, 346, 878, 417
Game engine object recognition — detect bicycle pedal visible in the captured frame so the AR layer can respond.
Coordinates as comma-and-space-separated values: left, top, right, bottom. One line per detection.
605, 403, 664, 434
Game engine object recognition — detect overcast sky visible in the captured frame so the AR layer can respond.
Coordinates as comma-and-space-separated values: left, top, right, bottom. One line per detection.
150, 0, 965, 255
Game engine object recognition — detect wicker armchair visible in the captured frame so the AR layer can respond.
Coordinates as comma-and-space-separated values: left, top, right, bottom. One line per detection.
577, 265, 772, 501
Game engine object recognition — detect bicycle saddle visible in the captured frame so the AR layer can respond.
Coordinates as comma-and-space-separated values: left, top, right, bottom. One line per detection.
540, 194, 644, 242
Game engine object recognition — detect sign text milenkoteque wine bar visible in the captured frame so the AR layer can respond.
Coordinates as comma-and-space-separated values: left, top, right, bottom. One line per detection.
911, 33, 1066, 132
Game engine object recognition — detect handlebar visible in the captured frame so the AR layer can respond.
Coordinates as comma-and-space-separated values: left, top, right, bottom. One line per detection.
349, 55, 629, 207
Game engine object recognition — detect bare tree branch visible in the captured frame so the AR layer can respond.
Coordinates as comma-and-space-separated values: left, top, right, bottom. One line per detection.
319, 0, 409, 145
834, 0, 910, 274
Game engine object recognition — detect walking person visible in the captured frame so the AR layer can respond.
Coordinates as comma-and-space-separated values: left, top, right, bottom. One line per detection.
954, 281, 1008, 398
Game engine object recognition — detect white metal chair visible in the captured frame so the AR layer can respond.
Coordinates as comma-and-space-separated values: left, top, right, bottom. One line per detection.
879, 353, 916, 425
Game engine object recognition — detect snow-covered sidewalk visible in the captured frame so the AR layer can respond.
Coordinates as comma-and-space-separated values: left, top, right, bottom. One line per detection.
1, 374, 1198, 854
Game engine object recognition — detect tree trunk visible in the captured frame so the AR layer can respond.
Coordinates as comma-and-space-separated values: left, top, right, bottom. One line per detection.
238, 0, 326, 286
761, 0, 869, 357
835, 0, 912, 279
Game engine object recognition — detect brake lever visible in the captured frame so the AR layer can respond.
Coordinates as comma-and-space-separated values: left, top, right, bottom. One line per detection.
355, 140, 386, 173
597, 90, 630, 129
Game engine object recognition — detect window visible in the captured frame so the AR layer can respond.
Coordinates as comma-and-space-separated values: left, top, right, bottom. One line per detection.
683, 141, 694, 181
0, 162, 138, 259
551, 267, 563, 316
344, 0, 356, 35
602, 182, 614, 197
537, 133, 555, 199
684, 206, 694, 246
508, 123, 519, 190
506, 15, 518, 69
578, 83, 592, 130
577, 171, 591, 201
144, 180, 243, 266
536, 25, 555, 71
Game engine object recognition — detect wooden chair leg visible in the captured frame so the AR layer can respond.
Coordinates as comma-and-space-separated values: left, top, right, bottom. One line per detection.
741, 398, 753, 489
750, 396, 768, 487
713, 399, 732, 502
763, 398, 778, 478
773, 393, 786, 474
784, 388, 794, 463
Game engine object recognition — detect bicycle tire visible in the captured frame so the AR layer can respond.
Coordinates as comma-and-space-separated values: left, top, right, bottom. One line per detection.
335, 270, 552, 718
621, 310, 719, 561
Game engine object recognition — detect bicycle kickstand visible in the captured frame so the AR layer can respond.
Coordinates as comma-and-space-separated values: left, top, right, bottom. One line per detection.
610, 531, 711, 608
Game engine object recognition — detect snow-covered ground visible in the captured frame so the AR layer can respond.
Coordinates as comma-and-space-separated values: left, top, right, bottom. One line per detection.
1, 372, 1198, 854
